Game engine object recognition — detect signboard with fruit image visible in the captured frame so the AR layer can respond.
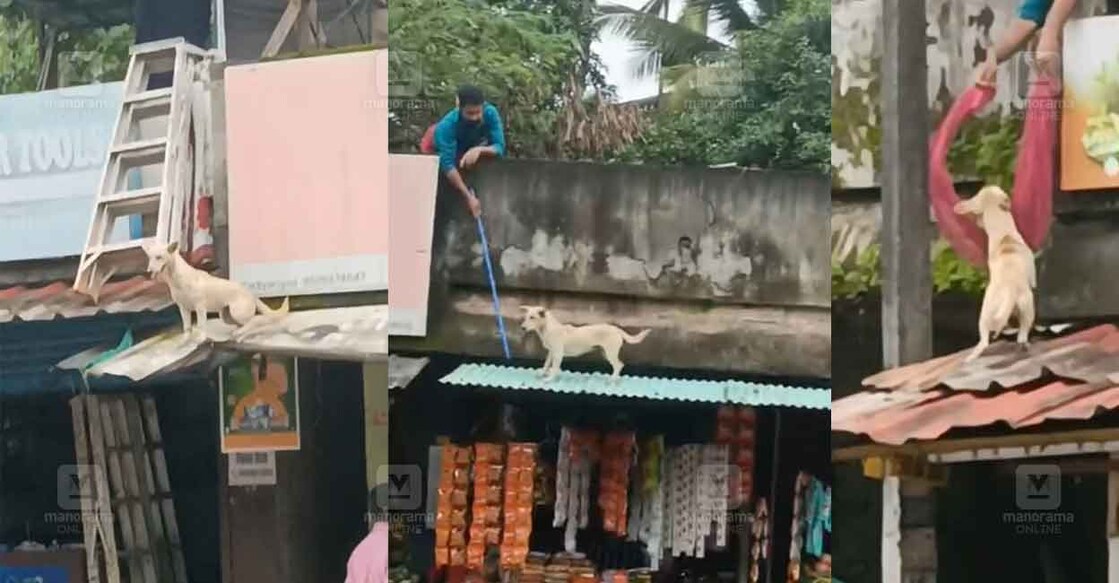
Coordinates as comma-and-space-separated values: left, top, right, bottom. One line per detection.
1062, 15, 1119, 190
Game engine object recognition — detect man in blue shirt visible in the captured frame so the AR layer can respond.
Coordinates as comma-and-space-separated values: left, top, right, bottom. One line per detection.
420, 85, 506, 217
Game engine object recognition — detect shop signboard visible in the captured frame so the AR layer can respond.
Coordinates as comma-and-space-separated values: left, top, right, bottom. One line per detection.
388, 154, 438, 336
224, 49, 389, 297
220, 355, 301, 453
0, 83, 128, 261
1062, 15, 1119, 190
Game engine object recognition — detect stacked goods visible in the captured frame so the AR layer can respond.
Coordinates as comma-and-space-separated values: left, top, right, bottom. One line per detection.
502, 443, 538, 568
750, 498, 769, 583
599, 431, 636, 536
436, 445, 472, 568
715, 406, 756, 508
627, 436, 665, 569
518, 552, 547, 583
469, 443, 506, 569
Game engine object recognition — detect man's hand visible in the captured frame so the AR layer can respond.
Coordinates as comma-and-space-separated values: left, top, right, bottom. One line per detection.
975, 53, 998, 87
465, 191, 482, 218
460, 147, 484, 169
1035, 29, 1061, 79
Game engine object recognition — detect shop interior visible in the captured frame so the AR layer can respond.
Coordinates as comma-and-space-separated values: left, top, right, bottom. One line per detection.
388, 354, 832, 583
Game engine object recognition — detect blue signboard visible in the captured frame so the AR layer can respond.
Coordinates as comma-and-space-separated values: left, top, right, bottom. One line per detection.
0, 82, 129, 261
0, 565, 70, 583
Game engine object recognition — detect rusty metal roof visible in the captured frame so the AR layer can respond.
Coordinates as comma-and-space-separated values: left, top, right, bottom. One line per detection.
0, 277, 172, 323
64, 305, 390, 381
834, 325, 1119, 445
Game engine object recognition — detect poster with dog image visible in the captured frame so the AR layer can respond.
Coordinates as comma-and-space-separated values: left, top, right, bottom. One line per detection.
220, 355, 301, 453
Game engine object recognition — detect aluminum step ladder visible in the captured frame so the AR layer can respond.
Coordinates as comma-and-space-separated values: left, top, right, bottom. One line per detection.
74, 37, 212, 300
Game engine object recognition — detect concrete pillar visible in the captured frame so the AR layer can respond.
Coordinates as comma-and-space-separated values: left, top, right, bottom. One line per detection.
1108, 452, 1119, 582
364, 360, 389, 520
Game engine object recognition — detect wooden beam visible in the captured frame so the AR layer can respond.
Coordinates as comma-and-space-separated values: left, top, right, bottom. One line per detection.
835, 428, 1119, 462
262, 0, 302, 58
1109, 452, 1119, 582
879, 0, 931, 578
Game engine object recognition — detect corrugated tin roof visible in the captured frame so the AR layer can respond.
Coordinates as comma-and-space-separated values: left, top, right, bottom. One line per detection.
439, 364, 831, 409
834, 325, 1119, 445
389, 355, 429, 389
0, 277, 172, 323
863, 324, 1119, 392
65, 305, 390, 381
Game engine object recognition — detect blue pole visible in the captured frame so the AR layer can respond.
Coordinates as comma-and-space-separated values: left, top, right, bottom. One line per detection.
476, 215, 511, 359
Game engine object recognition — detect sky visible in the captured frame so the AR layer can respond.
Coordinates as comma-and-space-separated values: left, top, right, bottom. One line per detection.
592, 0, 741, 102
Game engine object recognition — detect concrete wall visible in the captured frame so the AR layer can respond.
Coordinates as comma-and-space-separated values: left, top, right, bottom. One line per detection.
832, 0, 1108, 189
398, 160, 831, 379
446, 160, 830, 308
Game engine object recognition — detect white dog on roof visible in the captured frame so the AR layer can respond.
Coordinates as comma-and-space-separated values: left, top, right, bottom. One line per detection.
519, 305, 650, 381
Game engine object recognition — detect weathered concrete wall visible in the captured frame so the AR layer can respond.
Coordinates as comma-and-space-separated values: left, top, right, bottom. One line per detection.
832, 0, 1107, 189
444, 160, 830, 308
396, 160, 831, 378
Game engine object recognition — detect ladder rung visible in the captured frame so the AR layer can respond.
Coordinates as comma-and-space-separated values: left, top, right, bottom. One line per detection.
130, 37, 187, 56
111, 137, 168, 158
100, 187, 162, 213
124, 88, 173, 106
90, 237, 155, 257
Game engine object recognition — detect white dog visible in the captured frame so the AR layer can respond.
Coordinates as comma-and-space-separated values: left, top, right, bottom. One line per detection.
519, 306, 650, 381
142, 241, 289, 335
954, 185, 1036, 362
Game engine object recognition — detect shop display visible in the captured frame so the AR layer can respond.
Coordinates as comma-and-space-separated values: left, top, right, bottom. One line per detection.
598, 431, 636, 537
715, 406, 756, 508
750, 498, 769, 583
470, 443, 506, 569
554, 428, 600, 553
789, 471, 831, 582
502, 443, 538, 568
436, 444, 473, 568
626, 436, 665, 569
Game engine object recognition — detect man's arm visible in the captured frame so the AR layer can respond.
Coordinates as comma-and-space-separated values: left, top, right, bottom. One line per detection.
484, 104, 506, 158
435, 117, 482, 217
1037, 0, 1076, 74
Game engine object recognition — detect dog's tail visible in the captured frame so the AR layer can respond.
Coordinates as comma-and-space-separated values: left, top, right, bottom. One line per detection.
255, 297, 291, 317
622, 329, 651, 344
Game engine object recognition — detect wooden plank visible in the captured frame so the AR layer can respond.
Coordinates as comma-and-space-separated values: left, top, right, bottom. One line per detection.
70, 397, 102, 583
142, 396, 189, 582
109, 398, 160, 583
1109, 452, 1119, 582
262, 0, 302, 58
881, 476, 902, 583
98, 399, 141, 581
86, 396, 123, 583
835, 428, 1119, 461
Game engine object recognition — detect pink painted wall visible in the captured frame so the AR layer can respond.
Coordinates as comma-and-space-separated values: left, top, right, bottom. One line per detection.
388, 154, 439, 335
224, 49, 388, 293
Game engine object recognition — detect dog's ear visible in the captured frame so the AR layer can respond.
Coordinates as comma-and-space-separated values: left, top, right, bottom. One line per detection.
997, 193, 1011, 211
167, 241, 180, 254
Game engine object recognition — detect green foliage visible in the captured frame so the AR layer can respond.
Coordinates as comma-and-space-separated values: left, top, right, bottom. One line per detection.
831, 241, 989, 299
619, 0, 829, 169
946, 111, 1023, 192
0, 12, 132, 95
388, 0, 581, 158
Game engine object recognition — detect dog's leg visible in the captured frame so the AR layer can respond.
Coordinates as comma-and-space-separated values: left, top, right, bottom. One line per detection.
965, 319, 992, 362
603, 341, 624, 383
1016, 292, 1035, 349
545, 348, 564, 381
195, 309, 208, 335
178, 304, 192, 333
539, 352, 553, 378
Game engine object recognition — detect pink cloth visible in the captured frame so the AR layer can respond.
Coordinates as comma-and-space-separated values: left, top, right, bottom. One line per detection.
346, 522, 389, 583
928, 77, 1058, 267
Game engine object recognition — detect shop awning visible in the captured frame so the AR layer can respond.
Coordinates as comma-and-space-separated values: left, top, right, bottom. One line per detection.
833, 324, 1119, 446
438, 364, 831, 409
389, 355, 429, 389
59, 305, 389, 381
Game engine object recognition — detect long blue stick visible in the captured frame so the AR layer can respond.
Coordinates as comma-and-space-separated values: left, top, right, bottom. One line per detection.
476, 215, 511, 359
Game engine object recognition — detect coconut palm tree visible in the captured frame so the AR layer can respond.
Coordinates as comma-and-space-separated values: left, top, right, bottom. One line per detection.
599, 0, 786, 106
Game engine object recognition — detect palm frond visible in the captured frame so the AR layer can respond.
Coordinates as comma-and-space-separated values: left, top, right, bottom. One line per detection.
598, 4, 726, 65
686, 0, 755, 33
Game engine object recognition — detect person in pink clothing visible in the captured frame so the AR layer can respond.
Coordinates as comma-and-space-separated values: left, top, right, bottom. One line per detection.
346, 521, 389, 583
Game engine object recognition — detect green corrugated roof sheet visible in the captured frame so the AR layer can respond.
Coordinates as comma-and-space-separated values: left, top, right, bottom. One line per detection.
439, 364, 830, 410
